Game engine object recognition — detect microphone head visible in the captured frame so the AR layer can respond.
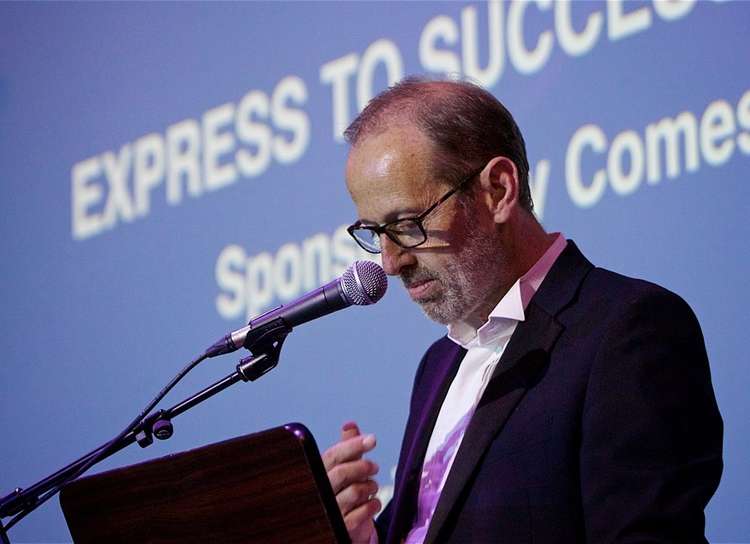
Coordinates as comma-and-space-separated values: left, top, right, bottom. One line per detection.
341, 260, 388, 306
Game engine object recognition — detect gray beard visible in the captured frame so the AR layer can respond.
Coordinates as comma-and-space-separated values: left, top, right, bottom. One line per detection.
401, 225, 502, 326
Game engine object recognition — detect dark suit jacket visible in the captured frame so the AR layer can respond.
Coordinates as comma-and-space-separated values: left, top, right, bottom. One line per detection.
375, 242, 723, 543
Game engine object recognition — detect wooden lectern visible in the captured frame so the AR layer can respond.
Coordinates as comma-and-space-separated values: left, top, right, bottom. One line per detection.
60, 423, 350, 543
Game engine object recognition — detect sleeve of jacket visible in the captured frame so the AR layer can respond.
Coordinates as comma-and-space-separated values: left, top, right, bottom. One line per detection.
580, 287, 723, 542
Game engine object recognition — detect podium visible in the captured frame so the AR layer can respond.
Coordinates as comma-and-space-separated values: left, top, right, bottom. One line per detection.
59, 423, 350, 543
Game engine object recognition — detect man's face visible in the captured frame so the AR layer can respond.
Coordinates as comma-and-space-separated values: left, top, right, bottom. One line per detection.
345, 125, 503, 326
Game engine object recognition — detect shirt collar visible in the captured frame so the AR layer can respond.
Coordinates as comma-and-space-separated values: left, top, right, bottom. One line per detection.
447, 233, 567, 348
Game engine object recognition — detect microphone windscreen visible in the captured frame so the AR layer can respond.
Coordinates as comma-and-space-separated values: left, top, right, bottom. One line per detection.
341, 260, 387, 305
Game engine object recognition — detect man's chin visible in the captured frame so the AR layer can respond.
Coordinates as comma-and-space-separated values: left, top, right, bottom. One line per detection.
415, 298, 459, 326
404, 279, 465, 324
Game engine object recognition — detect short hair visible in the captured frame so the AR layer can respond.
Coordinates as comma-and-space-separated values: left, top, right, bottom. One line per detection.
344, 76, 533, 213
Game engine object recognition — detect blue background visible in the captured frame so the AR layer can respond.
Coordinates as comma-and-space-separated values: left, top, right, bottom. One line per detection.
1, 2, 748, 542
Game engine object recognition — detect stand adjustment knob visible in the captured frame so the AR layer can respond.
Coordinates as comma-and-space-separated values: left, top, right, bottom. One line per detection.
153, 418, 174, 440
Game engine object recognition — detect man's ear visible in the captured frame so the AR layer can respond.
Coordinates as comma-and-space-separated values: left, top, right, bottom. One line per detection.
479, 156, 519, 223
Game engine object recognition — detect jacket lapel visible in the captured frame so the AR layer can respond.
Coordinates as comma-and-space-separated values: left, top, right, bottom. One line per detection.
423, 240, 593, 543
423, 301, 563, 543
386, 340, 466, 544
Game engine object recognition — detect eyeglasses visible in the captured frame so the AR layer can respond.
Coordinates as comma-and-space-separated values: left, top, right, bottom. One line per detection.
347, 167, 482, 254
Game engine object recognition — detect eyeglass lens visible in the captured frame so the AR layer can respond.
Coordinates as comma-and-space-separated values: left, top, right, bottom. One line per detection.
352, 219, 426, 253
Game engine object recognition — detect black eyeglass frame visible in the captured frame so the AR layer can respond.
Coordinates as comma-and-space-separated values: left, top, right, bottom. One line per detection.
347, 167, 483, 254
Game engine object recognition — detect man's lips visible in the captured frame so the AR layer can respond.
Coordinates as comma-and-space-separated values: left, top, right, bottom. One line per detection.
405, 278, 437, 299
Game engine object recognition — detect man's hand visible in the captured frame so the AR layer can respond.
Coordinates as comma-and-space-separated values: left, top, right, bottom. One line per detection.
323, 421, 381, 544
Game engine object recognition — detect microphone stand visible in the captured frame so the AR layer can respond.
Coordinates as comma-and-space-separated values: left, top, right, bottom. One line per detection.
0, 320, 290, 540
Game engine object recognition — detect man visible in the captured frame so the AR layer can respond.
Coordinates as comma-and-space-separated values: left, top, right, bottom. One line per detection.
323, 77, 723, 543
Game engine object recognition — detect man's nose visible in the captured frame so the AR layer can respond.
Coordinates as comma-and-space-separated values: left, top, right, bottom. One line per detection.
380, 235, 415, 276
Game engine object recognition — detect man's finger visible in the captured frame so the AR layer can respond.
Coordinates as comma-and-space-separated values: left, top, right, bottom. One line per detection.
323, 434, 376, 470
341, 421, 360, 441
343, 497, 382, 535
328, 459, 379, 494
336, 479, 379, 516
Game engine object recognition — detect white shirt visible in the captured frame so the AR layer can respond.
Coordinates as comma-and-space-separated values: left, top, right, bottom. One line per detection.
404, 233, 567, 542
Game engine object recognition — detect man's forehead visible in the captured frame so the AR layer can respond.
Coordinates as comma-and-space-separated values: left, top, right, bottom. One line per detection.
346, 126, 433, 183
344, 125, 441, 220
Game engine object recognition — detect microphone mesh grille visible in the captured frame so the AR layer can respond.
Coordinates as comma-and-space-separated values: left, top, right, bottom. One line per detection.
341, 260, 388, 306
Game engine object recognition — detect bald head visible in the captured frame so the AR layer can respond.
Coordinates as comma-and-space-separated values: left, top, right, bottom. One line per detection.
345, 77, 533, 213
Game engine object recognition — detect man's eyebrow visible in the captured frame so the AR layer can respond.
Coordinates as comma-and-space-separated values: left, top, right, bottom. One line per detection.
360, 207, 424, 225
355, 218, 379, 227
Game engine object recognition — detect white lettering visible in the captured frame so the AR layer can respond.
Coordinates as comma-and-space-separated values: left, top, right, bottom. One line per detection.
608, 130, 645, 196
565, 89, 750, 208
357, 39, 404, 112
203, 102, 238, 191
272, 76, 310, 165
653, 0, 696, 21
419, 15, 461, 75
320, 53, 359, 142
216, 244, 247, 320
246, 252, 274, 319
566, 124, 608, 208
461, 1, 504, 87
101, 145, 134, 228
133, 133, 165, 217
236, 90, 272, 177
700, 100, 736, 166
645, 112, 699, 183
303, 234, 332, 289
607, 0, 652, 41
166, 119, 202, 205
274, 243, 303, 301
508, 0, 554, 75
72, 74, 313, 240
71, 157, 104, 240
216, 226, 382, 322
332, 225, 361, 277
737, 90, 750, 155
555, 0, 603, 57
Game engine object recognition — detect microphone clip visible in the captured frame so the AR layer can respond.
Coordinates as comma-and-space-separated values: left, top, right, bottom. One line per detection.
237, 317, 291, 382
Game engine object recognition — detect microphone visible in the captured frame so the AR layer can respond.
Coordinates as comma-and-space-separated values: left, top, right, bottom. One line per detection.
205, 260, 387, 357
